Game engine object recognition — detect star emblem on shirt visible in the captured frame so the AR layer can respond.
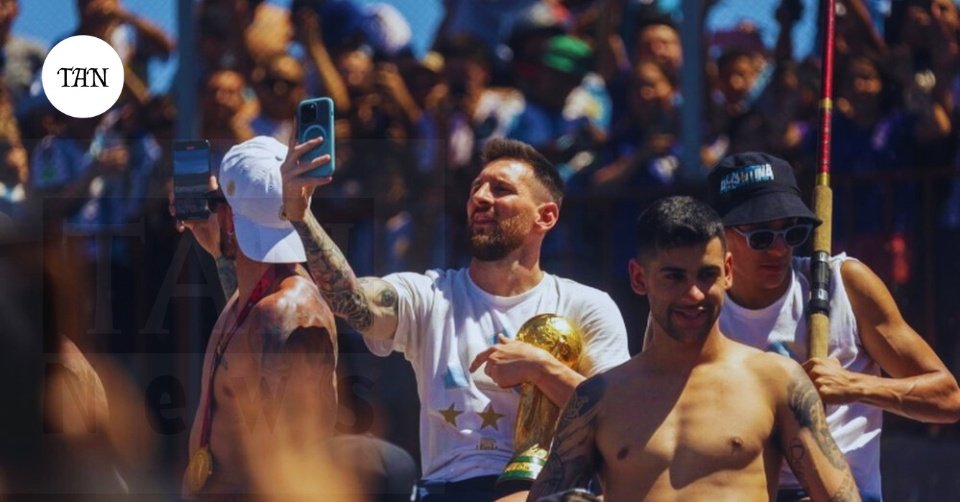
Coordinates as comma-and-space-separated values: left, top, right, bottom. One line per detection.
439, 402, 464, 427
477, 403, 505, 430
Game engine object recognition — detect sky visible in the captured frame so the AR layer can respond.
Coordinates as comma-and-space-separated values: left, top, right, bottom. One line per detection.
12, 0, 820, 94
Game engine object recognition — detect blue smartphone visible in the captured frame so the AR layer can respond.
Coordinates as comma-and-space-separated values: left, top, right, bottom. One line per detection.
298, 97, 335, 177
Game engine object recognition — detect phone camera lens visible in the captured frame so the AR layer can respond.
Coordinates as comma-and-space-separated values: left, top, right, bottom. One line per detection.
302, 103, 318, 124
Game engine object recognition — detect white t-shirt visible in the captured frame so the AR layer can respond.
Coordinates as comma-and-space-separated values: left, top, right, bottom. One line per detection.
364, 268, 630, 482
719, 254, 883, 497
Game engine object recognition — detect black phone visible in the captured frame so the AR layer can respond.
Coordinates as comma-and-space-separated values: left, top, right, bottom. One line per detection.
173, 140, 212, 220
297, 97, 335, 177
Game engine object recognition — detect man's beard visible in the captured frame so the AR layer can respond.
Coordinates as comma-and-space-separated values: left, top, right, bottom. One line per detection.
468, 214, 528, 261
652, 303, 720, 344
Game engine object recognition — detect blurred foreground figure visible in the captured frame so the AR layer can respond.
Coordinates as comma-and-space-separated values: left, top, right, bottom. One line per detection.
0, 225, 131, 498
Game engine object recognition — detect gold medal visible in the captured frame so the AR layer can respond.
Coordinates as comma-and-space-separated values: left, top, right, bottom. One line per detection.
186, 445, 213, 493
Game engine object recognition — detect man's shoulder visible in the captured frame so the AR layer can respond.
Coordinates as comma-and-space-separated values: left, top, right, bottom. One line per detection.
570, 370, 613, 409
263, 274, 321, 306
590, 356, 635, 384
792, 252, 855, 274
733, 341, 802, 387
385, 268, 465, 291
551, 274, 613, 301
254, 275, 333, 329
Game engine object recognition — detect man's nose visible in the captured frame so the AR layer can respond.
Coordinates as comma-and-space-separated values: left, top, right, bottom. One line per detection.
472, 183, 493, 204
766, 233, 790, 254
683, 283, 706, 302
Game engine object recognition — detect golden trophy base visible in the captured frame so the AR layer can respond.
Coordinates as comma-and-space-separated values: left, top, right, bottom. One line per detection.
496, 445, 549, 487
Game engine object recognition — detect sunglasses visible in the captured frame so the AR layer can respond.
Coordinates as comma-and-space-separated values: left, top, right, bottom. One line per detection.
260, 76, 301, 95
732, 223, 813, 250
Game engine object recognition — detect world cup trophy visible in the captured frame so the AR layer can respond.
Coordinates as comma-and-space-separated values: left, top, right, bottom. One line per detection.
496, 313, 583, 491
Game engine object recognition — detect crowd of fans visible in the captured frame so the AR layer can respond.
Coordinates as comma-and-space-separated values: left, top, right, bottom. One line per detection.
5, 0, 960, 279
2, 0, 960, 491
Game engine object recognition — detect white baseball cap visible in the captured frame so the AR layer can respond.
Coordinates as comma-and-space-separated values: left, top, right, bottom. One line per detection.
219, 136, 306, 264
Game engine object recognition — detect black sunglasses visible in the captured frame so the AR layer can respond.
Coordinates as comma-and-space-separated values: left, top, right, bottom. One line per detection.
260, 75, 301, 95
733, 223, 813, 250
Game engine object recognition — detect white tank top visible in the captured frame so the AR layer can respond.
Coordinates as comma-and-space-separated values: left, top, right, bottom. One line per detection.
719, 253, 883, 497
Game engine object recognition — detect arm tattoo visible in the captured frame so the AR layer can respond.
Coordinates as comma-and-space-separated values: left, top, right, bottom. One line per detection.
254, 320, 336, 431
359, 277, 399, 310
827, 474, 858, 502
215, 255, 238, 298
529, 376, 606, 499
787, 438, 807, 487
258, 325, 290, 377
787, 368, 847, 470
290, 214, 372, 331
377, 286, 398, 310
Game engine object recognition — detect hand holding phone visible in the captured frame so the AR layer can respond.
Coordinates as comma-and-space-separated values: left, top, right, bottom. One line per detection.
297, 97, 336, 177
174, 172, 225, 260
173, 140, 212, 220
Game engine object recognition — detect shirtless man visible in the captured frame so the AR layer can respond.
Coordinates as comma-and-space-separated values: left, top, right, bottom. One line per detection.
181, 136, 337, 497
528, 196, 859, 502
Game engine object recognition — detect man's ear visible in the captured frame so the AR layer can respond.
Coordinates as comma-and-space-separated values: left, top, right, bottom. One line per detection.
629, 258, 648, 295
724, 250, 733, 290
535, 201, 560, 232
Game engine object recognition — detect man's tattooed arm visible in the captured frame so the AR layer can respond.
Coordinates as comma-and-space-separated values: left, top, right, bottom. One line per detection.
215, 255, 238, 299
780, 362, 861, 502
289, 212, 399, 339
527, 376, 606, 501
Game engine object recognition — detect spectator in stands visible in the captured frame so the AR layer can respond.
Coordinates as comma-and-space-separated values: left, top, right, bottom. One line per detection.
201, 69, 255, 168
289, 0, 351, 112
249, 53, 306, 143
590, 60, 679, 191
821, 53, 918, 288
508, 34, 610, 181
0, 0, 44, 104
243, 0, 292, 65
634, 14, 682, 81
74, 0, 175, 103
434, 0, 541, 53
197, 0, 261, 78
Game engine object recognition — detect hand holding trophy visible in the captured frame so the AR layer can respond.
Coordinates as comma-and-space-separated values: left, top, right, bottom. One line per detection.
496, 314, 583, 492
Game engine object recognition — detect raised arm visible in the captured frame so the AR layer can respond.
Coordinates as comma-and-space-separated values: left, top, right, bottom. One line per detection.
280, 137, 399, 340
802, 260, 960, 423
176, 176, 237, 299
527, 376, 605, 501
121, 7, 177, 58
778, 362, 860, 502
295, 8, 351, 112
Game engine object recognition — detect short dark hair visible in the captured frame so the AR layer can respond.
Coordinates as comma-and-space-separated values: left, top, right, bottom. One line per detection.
635, 13, 680, 40
717, 48, 753, 72
434, 34, 492, 67
635, 196, 726, 261
480, 138, 564, 204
